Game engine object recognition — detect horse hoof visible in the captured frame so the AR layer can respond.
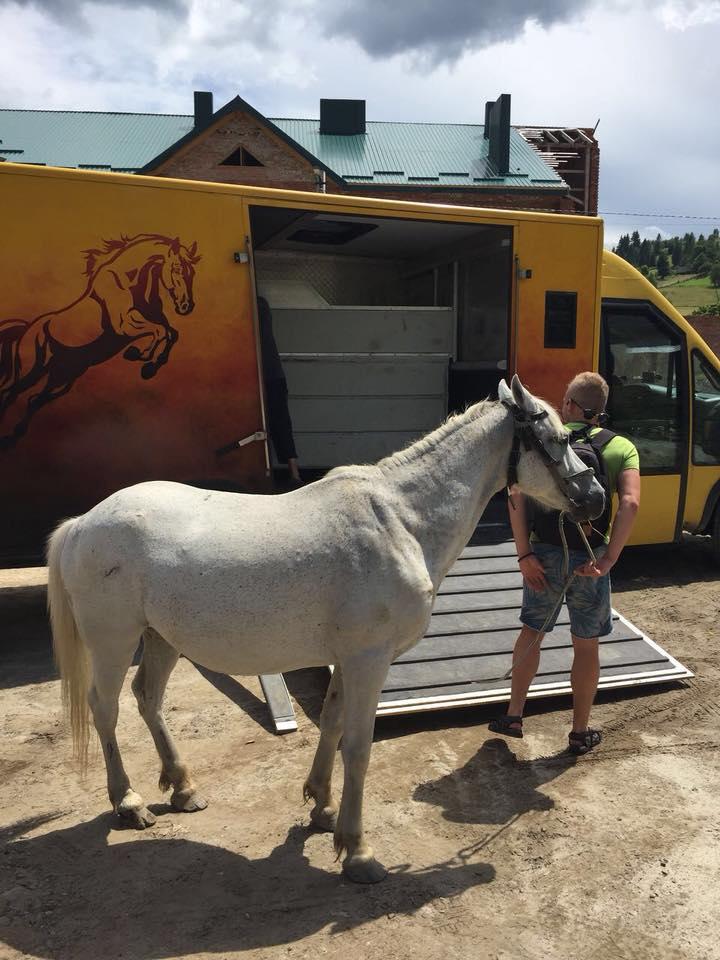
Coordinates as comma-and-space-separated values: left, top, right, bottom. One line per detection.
310, 806, 337, 833
118, 804, 156, 830
141, 363, 157, 380
342, 854, 388, 884
171, 789, 208, 813
123, 346, 141, 361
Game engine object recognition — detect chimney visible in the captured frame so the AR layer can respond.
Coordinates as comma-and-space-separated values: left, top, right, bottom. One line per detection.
194, 91, 214, 129
483, 100, 493, 138
319, 99, 366, 135
485, 93, 511, 175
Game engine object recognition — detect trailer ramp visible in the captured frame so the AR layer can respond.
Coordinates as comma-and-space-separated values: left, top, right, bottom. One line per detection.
258, 536, 692, 730
377, 538, 692, 717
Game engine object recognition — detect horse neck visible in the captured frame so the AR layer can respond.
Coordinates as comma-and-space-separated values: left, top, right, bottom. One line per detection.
381, 402, 513, 588
103, 239, 166, 277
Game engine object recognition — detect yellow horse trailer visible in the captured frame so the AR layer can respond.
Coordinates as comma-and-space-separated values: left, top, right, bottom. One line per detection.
1, 161, 718, 560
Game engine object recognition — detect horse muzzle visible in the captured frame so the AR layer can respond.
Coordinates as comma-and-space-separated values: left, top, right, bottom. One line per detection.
566, 483, 605, 523
174, 298, 194, 315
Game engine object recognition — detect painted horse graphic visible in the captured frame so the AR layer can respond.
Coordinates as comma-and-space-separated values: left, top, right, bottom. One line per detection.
0, 233, 201, 448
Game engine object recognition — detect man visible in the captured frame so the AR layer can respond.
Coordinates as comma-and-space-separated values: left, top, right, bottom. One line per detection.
489, 372, 640, 754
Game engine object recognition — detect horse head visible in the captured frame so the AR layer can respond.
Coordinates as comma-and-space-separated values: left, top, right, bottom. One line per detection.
161, 239, 201, 316
499, 375, 605, 524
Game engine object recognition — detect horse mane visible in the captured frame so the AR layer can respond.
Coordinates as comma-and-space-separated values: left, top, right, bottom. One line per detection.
82, 234, 172, 277
378, 399, 495, 471
377, 394, 564, 472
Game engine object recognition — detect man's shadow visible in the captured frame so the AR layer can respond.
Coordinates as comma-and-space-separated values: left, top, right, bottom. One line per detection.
1, 811, 494, 960
414, 737, 577, 826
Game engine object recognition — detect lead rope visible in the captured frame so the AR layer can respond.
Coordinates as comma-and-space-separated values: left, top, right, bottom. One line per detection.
497, 513, 598, 682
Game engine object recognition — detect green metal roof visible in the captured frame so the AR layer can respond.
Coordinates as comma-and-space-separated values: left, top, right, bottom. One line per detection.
0, 106, 566, 189
271, 119, 564, 188
0, 109, 192, 171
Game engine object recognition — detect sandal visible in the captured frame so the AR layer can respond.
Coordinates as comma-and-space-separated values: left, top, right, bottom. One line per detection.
488, 715, 523, 739
568, 729, 602, 755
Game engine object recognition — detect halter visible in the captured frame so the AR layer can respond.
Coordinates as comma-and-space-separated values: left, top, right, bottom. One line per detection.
503, 401, 594, 507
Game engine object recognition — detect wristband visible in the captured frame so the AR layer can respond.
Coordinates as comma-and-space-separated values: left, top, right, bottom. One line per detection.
517, 551, 533, 563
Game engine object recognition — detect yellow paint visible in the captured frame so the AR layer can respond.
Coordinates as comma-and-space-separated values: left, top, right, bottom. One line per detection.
602, 251, 720, 537
626, 476, 681, 545
1, 162, 718, 550
514, 218, 602, 408
0, 162, 266, 550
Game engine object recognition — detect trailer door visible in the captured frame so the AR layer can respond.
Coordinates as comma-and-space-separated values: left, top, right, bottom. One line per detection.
600, 299, 688, 544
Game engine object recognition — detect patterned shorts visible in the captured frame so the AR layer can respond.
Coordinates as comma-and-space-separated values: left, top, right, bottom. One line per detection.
520, 542, 613, 639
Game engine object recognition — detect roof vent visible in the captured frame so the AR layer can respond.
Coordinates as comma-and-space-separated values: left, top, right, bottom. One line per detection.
319, 99, 366, 135
484, 93, 511, 176
194, 91, 214, 129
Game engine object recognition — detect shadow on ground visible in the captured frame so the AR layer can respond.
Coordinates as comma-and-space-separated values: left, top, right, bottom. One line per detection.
1, 813, 493, 960
413, 737, 575, 827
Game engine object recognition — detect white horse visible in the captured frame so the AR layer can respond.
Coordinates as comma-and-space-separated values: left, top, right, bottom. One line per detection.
47, 376, 603, 883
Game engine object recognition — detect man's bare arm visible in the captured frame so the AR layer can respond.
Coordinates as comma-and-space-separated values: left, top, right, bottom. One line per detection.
509, 488, 547, 591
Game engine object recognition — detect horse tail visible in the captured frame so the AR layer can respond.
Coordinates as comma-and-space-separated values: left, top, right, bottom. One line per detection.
47, 517, 92, 771
0, 318, 28, 390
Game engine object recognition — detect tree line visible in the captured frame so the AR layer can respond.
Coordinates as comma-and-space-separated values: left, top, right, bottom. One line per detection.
613, 228, 720, 287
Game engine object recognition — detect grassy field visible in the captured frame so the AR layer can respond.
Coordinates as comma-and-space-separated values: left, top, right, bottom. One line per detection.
657, 273, 720, 314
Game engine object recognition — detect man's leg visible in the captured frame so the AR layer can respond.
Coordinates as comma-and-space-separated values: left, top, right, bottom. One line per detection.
505, 625, 545, 727
570, 634, 600, 733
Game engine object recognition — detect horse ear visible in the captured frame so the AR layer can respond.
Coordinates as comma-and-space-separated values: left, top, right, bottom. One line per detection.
511, 375, 542, 413
188, 241, 197, 258
170, 237, 181, 253
497, 379, 514, 407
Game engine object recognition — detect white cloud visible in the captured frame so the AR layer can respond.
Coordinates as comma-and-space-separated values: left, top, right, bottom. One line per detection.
0, 0, 719, 244
657, 0, 720, 29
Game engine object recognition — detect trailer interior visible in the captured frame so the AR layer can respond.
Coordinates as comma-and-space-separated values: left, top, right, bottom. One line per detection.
249, 204, 513, 470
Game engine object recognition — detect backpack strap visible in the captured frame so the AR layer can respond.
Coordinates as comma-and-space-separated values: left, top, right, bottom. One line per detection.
588, 427, 616, 450
569, 425, 616, 450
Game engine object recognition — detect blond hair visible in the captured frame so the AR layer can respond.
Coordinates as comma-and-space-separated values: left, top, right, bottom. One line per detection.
565, 372, 609, 418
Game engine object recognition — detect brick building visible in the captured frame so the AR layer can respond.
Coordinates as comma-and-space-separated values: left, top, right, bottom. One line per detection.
0, 92, 599, 215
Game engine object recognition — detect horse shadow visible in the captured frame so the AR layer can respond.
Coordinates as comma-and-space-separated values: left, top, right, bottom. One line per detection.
414, 737, 577, 827
1, 812, 494, 960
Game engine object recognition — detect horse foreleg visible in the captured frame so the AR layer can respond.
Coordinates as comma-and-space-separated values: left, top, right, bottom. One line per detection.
303, 667, 344, 832
140, 325, 178, 380
334, 652, 392, 884
132, 628, 207, 813
87, 652, 156, 829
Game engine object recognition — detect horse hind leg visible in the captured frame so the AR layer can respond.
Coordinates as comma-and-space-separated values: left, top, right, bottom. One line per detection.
303, 667, 344, 833
333, 651, 393, 884
86, 641, 156, 829
132, 628, 207, 814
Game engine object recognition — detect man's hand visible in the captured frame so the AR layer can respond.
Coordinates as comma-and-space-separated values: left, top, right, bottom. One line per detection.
575, 554, 615, 578
519, 553, 547, 591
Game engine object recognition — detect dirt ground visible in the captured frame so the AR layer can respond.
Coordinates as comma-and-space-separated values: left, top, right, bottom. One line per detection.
1, 537, 719, 960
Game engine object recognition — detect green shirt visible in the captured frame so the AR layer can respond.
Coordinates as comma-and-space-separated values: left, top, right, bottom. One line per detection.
565, 422, 640, 494
530, 423, 640, 544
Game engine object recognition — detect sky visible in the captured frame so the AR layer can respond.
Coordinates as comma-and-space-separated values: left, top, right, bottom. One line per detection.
1, 0, 719, 248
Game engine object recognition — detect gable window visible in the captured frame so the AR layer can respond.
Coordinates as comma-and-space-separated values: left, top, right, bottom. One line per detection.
220, 147, 263, 167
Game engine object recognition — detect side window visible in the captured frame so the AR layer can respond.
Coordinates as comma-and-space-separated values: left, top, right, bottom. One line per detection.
601, 306, 686, 473
692, 351, 720, 465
